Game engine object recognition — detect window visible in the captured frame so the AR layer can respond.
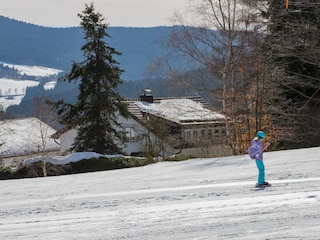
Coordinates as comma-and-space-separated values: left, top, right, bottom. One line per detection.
200, 129, 205, 138
186, 130, 191, 139
193, 130, 198, 138
208, 129, 212, 139
215, 129, 219, 136
125, 126, 135, 141
181, 132, 185, 139
221, 129, 227, 136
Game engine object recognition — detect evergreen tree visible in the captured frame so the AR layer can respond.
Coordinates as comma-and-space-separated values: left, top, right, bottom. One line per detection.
52, 3, 129, 154
263, 0, 320, 148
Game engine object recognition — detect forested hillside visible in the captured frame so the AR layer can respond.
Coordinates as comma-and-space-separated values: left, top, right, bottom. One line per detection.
0, 16, 173, 80
0, 15, 200, 118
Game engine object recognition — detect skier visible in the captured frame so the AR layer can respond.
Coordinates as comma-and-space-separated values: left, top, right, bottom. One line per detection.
248, 131, 271, 188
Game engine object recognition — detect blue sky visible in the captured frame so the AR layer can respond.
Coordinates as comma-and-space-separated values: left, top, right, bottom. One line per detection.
0, 0, 186, 27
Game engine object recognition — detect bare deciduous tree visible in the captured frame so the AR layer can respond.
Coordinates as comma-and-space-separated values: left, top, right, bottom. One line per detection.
135, 115, 174, 160
33, 97, 56, 177
151, 0, 269, 154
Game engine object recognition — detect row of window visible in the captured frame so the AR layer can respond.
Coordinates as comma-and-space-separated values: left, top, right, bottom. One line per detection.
182, 128, 226, 140
125, 126, 227, 141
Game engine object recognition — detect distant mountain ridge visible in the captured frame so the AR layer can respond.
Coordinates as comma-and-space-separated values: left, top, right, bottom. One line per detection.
0, 16, 173, 80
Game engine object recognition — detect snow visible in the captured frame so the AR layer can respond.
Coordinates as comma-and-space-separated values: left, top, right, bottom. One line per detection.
0, 118, 59, 157
0, 63, 62, 110
136, 99, 226, 123
43, 80, 57, 90
0, 78, 39, 111
0, 78, 39, 93
22, 152, 124, 166
1, 147, 320, 239
1, 62, 62, 77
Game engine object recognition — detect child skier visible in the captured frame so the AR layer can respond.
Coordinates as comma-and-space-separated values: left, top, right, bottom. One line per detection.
248, 131, 271, 188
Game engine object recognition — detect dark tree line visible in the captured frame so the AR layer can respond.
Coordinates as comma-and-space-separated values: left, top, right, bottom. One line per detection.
263, 0, 320, 148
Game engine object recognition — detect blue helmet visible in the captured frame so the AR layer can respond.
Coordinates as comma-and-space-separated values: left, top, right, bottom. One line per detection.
256, 131, 266, 139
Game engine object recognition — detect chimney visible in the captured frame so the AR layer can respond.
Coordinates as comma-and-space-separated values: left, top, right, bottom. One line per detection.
139, 89, 153, 103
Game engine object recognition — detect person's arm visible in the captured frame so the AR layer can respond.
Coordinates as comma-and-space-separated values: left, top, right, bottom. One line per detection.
263, 142, 270, 151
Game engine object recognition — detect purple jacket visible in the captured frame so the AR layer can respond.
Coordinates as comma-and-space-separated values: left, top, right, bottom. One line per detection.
250, 138, 263, 160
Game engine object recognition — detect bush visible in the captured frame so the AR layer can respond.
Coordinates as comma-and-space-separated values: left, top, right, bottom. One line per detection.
0, 167, 13, 180
0, 162, 71, 179
0, 156, 154, 180
68, 157, 153, 173
165, 155, 195, 161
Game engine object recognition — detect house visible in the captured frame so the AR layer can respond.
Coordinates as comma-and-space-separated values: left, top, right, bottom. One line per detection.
51, 114, 148, 156
52, 90, 231, 158
126, 90, 230, 157
0, 117, 60, 167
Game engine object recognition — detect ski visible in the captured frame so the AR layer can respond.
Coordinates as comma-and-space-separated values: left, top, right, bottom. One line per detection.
250, 183, 272, 190
255, 183, 272, 188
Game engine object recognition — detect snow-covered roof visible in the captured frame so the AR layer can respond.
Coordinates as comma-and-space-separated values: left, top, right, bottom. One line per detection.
0, 117, 59, 157
135, 98, 225, 124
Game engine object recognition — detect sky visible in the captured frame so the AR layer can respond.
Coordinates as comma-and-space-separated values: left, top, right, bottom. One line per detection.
1, 147, 320, 239
0, 0, 187, 27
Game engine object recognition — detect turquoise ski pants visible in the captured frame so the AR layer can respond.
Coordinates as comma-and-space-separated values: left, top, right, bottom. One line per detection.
255, 160, 265, 185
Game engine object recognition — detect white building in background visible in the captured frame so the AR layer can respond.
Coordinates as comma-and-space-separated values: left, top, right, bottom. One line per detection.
0, 117, 60, 167
51, 115, 147, 156
52, 90, 230, 158
126, 90, 230, 157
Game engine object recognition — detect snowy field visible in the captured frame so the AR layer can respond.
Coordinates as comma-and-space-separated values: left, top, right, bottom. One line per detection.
1, 147, 320, 240
0, 62, 62, 110
0, 62, 62, 77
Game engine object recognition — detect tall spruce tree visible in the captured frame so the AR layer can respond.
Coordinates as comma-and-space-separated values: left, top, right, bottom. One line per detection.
53, 3, 129, 154
263, 0, 320, 148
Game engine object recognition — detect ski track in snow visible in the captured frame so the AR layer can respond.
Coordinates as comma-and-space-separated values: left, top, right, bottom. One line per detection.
1, 149, 320, 239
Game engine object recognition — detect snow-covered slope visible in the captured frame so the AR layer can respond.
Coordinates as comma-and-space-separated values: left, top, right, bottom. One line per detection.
0, 78, 39, 111
0, 62, 62, 77
0, 63, 62, 110
0, 147, 319, 239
